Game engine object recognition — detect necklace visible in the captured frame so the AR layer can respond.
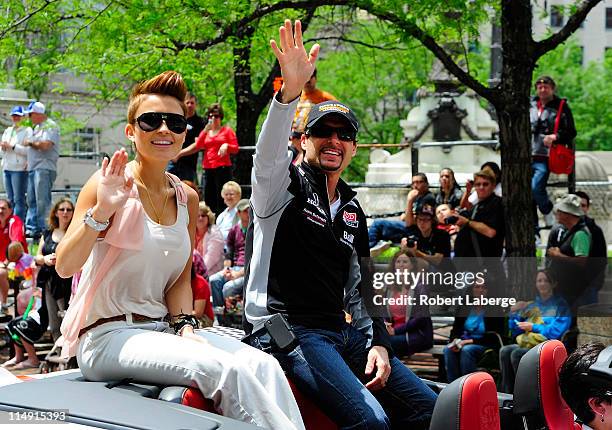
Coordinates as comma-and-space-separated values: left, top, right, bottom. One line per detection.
133, 169, 170, 224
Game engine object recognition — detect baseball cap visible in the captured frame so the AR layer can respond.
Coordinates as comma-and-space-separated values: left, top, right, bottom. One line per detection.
10, 106, 25, 117
25, 101, 45, 114
236, 199, 250, 212
553, 194, 582, 217
534, 75, 556, 89
416, 204, 435, 218
305, 101, 359, 133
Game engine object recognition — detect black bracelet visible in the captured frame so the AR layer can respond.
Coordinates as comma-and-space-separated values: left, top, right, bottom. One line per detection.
171, 313, 200, 335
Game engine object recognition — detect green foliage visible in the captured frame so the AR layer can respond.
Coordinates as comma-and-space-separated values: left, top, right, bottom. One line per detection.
535, 40, 612, 150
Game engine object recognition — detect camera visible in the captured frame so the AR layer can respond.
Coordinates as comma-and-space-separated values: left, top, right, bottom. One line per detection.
445, 216, 459, 225
406, 236, 417, 248
457, 208, 471, 218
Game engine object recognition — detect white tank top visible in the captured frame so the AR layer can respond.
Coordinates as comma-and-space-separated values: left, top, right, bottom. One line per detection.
82, 176, 191, 325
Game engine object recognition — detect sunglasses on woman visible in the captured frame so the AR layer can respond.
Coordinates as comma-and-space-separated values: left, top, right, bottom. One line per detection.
306, 124, 356, 142
136, 112, 188, 134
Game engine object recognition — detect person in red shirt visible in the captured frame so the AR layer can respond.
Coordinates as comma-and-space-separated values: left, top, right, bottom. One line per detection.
0, 198, 28, 314
174, 103, 239, 214
191, 267, 214, 327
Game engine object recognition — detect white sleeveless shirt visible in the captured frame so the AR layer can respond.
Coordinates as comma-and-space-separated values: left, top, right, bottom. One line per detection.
81, 176, 191, 325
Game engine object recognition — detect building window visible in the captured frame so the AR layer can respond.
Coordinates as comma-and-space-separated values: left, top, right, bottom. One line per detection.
606, 8, 612, 29
71, 127, 99, 156
551, 5, 564, 27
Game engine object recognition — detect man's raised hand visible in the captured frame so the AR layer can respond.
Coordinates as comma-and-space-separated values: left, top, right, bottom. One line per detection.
270, 20, 319, 103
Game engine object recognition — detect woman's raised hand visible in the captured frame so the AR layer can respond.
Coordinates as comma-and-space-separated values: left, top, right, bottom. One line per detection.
270, 20, 319, 103
95, 149, 134, 220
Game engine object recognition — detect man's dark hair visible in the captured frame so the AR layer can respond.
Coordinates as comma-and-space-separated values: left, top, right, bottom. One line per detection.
0, 199, 12, 209
575, 191, 590, 208
186, 91, 197, 102
535, 75, 556, 89
559, 342, 610, 424
413, 172, 428, 184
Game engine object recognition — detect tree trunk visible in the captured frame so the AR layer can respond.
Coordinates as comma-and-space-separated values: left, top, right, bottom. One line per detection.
232, 25, 260, 198
496, 0, 538, 299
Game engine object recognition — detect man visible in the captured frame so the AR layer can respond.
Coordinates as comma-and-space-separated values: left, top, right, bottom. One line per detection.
574, 191, 608, 305
167, 92, 206, 182
454, 169, 505, 259
0, 199, 28, 316
400, 204, 451, 268
530, 76, 576, 227
368, 173, 436, 256
547, 194, 592, 307
210, 199, 248, 308
404, 172, 436, 227
23, 101, 60, 239
292, 67, 337, 134
1, 105, 32, 221
244, 20, 436, 429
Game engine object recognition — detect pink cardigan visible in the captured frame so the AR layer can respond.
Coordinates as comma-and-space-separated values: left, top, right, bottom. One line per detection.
197, 225, 224, 275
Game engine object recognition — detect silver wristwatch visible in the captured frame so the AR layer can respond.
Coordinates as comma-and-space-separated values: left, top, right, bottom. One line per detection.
83, 207, 110, 232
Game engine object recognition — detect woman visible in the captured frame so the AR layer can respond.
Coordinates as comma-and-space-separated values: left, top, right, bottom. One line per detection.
195, 202, 224, 275
175, 103, 239, 215
559, 342, 612, 430
435, 168, 462, 209
55, 71, 304, 430
443, 278, 505, 382
216, 180, 241, 240
385, 250, 433, 357
35, 197, 74, 341
499, 269, 570, 394
0, 106, 32, 221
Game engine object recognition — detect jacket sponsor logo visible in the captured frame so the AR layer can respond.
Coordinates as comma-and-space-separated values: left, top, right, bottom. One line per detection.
303, 208, 326, 227
342, 211, 358, 228
307, 192, 320, 207
343, 231, 354, 244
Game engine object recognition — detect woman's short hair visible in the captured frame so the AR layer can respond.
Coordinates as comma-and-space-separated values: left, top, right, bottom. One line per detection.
559, 342, 610, 425
127, 71, 188, 124
48, 197, 74, 231
198, 202, 216, 226
221, 181, 241, 198
207, 103, 224, 120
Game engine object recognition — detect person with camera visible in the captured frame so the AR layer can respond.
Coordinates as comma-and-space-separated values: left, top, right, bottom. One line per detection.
244, 20, 437, 429
453, 169, 505, 259
368, 172, 436, 256
400, 204, 450, 269
530, 76, 576, 227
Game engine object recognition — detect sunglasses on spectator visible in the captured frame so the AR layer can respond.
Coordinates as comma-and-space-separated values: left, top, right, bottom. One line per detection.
208, 113, 220, 118
306, 124, 356, 141
136, 112, 187, 134
473, 181, 491, 188
57, 208, 73, 212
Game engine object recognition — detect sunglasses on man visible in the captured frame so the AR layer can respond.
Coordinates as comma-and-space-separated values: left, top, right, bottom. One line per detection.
136, 112, 188, 134
306, 124, 357, 142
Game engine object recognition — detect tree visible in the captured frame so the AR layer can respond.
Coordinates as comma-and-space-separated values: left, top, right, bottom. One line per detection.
347, 0, 601, 298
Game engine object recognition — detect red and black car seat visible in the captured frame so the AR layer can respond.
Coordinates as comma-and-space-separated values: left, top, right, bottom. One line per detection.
430, 372, 500, 430
513, 340, 575, 430
159, 379, 338, 430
